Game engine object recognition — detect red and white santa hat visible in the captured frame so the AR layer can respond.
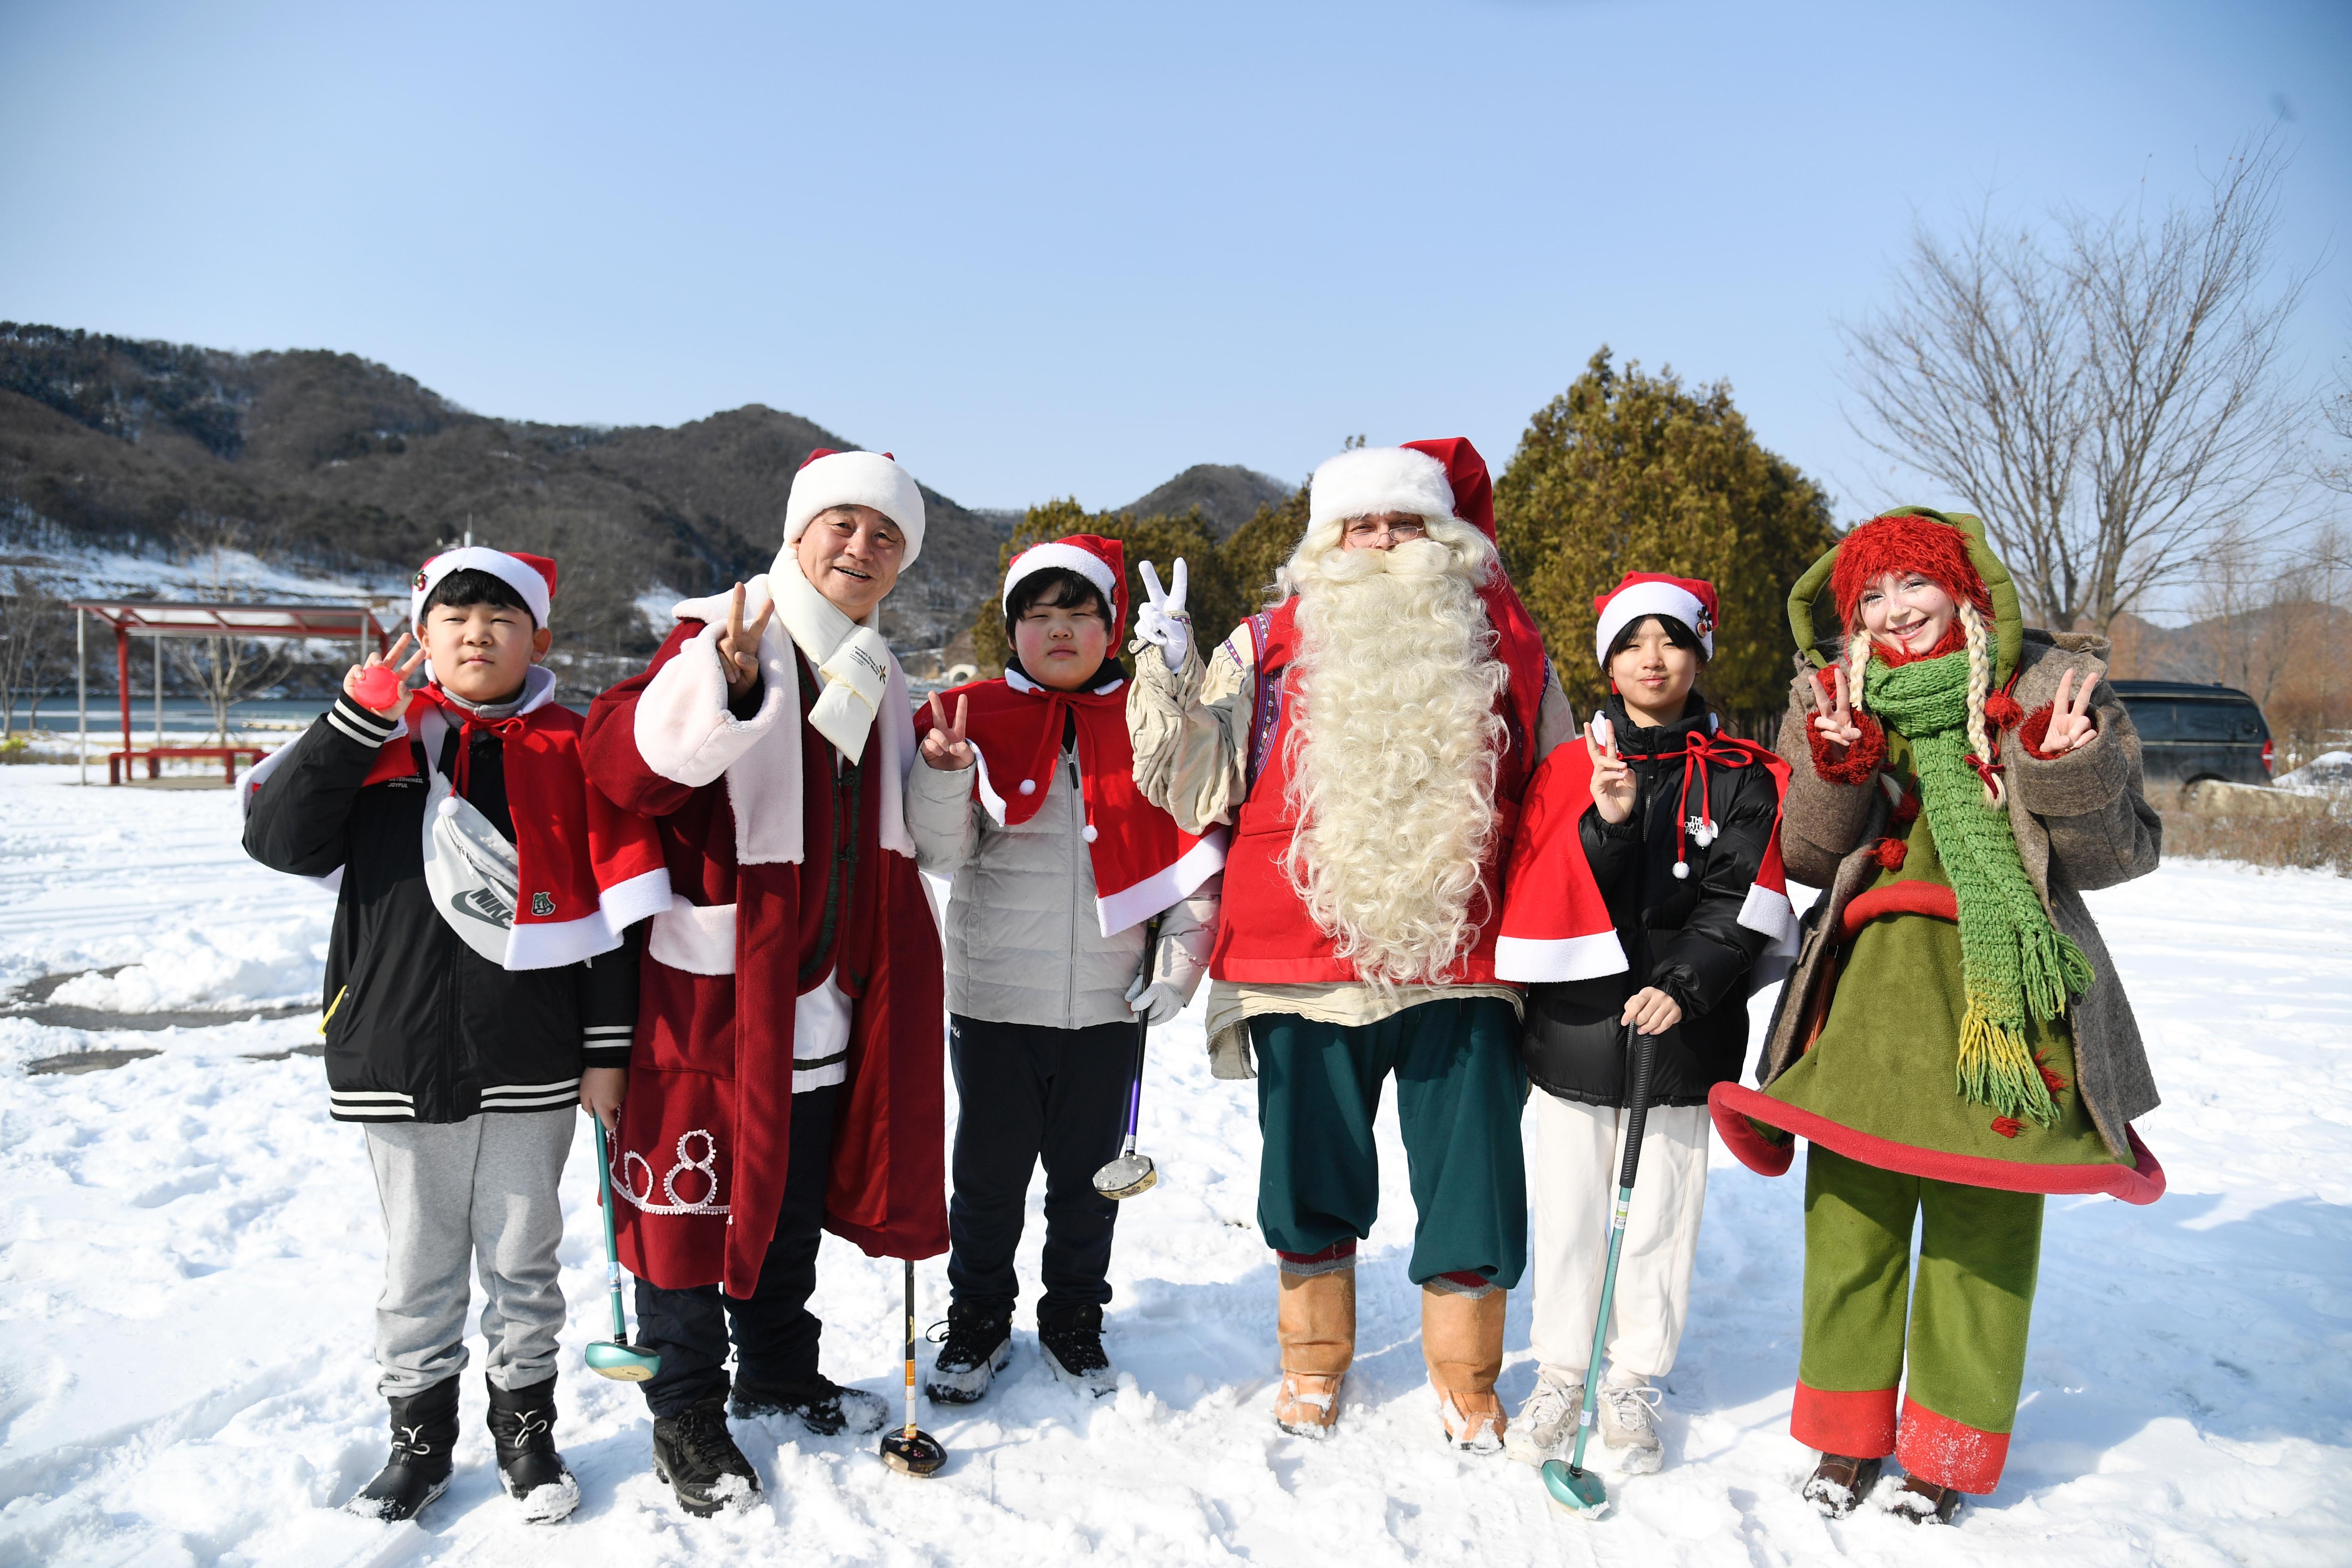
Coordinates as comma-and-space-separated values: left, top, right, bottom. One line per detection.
783, 448, 928, 568
1592, 572, 1718, 667
1308, 445, 1458, 534
411, 547, 558, 630
1000, 533, 1129, 640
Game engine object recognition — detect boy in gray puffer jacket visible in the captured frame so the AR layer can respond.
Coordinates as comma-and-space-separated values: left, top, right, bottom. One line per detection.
908, 534, 1220, 1400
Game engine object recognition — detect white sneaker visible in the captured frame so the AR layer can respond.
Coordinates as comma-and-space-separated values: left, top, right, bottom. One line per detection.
1598, 1370, 1663, 1473
1503, 1369, 1586, 1466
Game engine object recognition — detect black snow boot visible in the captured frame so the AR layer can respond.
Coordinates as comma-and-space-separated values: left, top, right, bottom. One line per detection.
345, 1377, 460, 1522
731, 1374, 889, 1437
650, 1394, 762, 1518
485, 1374, 580, 1524
924, 1302, 1014, 1406
1037, 1302, 1115, 1398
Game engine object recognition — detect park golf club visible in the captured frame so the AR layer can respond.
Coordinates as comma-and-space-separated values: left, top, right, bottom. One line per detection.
879, 1258, 947, 1477
1092, 917, 1163, 1200
585, 1118, 661, 1382
1542, 1024, 1663, 1521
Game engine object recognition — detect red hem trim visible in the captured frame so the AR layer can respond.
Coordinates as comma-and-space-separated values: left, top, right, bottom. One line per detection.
1707, 1083, 2166, 1204
1791, 1382, 1897, 1458
1898, 1395, 2010, 1493
1708, 1090, 1794, 1175
1838, 881, 1958, 940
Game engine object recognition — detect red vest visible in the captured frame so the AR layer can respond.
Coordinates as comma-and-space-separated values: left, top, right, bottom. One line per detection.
1209, 599, 1539, 985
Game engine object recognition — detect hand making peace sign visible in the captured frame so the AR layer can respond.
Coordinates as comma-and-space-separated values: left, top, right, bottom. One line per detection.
2042, 669, 2101, 752
1585, 714, 1636, 824
344, 633, 429, 720
921, 692, 975, 770
718, 582, 773, 700
1809, 664, 1863, 749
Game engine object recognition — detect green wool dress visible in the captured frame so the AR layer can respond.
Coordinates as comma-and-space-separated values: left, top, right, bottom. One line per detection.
1763, 728, 2123, 1171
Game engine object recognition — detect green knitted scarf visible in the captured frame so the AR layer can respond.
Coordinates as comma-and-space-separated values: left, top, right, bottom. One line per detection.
1865, 650, 2094, 1126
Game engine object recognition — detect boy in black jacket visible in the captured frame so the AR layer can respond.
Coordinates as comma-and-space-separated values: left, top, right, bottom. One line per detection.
243, 548, 667, 1524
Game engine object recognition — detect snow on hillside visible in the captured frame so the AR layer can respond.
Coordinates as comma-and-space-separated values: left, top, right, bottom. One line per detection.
0, 764, 2346, 1566
4, 525, 405, 607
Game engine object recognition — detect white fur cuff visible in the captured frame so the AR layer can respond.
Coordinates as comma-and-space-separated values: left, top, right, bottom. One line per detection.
632, 621, 789, 787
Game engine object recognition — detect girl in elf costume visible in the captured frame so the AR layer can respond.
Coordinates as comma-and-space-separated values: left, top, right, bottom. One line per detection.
908, 534, 1223, 1400
1709, 508, 2165, 1524
1494, 574, 1797, 1473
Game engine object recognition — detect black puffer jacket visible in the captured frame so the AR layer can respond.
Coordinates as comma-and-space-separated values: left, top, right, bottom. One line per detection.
1521, 695, 1778, 1108
243, 691, 639, 1124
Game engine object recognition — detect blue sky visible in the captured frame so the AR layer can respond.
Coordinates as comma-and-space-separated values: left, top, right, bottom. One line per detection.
2, 0, 2345, 520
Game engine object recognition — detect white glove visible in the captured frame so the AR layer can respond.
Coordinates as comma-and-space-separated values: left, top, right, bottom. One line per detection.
1125, 970, 1184, 1026
1134, 558, 1191, 673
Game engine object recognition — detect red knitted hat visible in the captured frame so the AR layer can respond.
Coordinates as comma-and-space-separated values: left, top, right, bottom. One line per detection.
1830, 511, 1991, 623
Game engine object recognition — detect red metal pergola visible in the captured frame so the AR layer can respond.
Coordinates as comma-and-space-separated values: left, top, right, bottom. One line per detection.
71, 600, 390, 784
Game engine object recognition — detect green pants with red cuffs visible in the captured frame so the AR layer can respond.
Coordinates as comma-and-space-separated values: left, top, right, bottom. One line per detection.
1795, 1144, 2043, 1494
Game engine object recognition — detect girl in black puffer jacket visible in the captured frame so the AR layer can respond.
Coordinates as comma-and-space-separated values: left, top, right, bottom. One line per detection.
1500, 574, 1790, 1474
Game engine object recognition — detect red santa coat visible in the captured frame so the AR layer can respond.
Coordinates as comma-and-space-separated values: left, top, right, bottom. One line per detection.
583, 588, 947, 1296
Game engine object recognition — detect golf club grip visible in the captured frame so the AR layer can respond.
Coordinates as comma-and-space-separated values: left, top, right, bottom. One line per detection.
1617, 1030, 1660, 1190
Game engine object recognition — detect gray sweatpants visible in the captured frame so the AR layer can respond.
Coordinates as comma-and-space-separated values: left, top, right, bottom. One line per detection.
363, 1111, 575, 1397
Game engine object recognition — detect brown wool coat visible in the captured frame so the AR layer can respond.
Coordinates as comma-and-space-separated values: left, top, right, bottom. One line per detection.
1759, 630, 2164, 1160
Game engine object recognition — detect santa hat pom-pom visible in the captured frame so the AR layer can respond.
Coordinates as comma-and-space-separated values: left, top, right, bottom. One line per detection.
1873, 836, 1908, 870
1984, 690, 2024, 731
1672, 860, 1690, 880
437, 795, 461, 819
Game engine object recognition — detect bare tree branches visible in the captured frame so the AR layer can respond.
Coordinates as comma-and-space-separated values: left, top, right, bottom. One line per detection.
0, 569, 66, 739
1841, 134, 2312, 633
169, 513, 295, 745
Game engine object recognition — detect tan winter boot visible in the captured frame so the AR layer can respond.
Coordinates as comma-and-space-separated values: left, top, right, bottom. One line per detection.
1272, 1265, 1355, 1438
1422, 1282, 1507, 1454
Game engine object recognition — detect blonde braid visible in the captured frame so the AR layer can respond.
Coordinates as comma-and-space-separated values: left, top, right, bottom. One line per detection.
1843, 626, 1875, 715
1957, 599, 2003, 807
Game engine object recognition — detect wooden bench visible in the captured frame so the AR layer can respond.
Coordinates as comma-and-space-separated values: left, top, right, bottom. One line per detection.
108, 746, 270, 785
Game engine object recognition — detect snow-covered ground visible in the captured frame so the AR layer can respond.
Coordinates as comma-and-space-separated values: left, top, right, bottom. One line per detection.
0, 763, 2346, 1566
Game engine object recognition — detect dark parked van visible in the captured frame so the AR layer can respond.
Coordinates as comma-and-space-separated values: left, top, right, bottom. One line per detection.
2108, 681, 2273, 787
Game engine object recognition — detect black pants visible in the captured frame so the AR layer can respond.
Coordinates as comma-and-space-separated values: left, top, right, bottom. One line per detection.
634, 1083, 838, 1418
947, 1013, 1133, 1319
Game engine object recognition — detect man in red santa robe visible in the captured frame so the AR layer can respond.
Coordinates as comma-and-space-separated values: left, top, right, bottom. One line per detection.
1127, 439, 1577, 1451
582, 448, 946, 1517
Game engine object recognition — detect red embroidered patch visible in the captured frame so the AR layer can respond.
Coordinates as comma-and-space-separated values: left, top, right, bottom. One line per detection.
1873, 837, 1908, 870
1990, 1116, 2023, 1139
2034, 1050, 2067, 1095
1892, 793, 1921, 827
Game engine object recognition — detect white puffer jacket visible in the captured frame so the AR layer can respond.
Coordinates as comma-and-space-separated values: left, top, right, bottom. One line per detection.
907, 743, 1218, 1029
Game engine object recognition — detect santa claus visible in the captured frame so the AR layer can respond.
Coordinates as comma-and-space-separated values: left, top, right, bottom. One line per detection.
1127, 438, 1575, 1449
581, 448, 946, 1517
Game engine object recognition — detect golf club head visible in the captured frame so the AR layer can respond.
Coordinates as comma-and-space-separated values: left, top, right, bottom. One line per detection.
1091, 1152, 1157, 1200
1542, 1458, 1610, 1518
585, 1339, 662, 1382
879, 1426, 947, 1477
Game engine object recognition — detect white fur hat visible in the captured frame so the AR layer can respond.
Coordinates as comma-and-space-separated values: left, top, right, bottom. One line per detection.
1307, 446, 1456, 533
783, 449, 927, 568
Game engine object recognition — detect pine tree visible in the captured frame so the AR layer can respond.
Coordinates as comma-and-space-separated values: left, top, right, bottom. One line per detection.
1495, 348, 1834, 733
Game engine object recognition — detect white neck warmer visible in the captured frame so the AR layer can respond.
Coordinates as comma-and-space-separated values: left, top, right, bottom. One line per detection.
770, 549, 894, 765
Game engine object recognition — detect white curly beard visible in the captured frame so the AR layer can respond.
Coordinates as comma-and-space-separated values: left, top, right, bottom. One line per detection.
1279, 525, 1508, 986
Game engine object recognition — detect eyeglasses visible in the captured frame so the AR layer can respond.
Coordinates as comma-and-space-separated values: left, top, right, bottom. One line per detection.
1342, 518, 1428, 544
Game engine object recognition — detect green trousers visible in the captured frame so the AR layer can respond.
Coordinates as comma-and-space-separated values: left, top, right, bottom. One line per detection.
1794, 1144, 2043, 1493
1252, 996, 1528, 1289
